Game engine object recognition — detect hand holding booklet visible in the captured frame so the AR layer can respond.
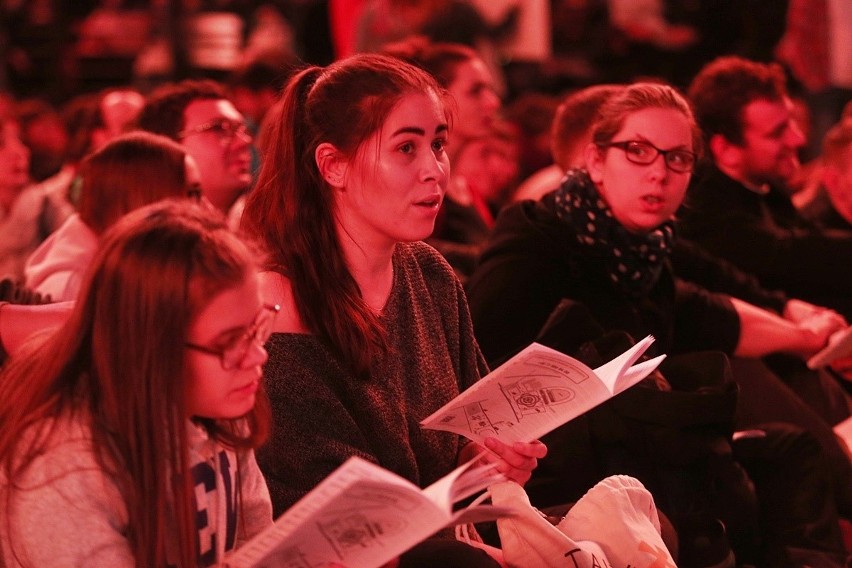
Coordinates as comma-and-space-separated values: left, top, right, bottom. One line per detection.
224, 456, 510, 568
224, 337, 663, 567
421, 335, 665, 445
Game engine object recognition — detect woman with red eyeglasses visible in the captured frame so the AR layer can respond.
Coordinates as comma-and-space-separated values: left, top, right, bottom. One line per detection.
466, 82, 852, 565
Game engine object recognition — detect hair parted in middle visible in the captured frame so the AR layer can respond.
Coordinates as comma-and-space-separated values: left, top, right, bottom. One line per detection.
0, 199, 270, 567
77, 131, 190, 235
241, 53, 448, 379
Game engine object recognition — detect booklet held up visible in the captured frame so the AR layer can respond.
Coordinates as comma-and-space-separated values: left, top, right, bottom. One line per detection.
421, 336, 665, 445
224, 456, 510, 568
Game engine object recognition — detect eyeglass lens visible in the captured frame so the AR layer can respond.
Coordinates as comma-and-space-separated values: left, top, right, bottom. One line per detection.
621, 141, 694, 172
221, 306, 277, 369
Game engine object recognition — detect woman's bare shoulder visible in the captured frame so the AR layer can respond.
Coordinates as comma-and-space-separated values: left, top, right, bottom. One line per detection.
259, 271, 309, 334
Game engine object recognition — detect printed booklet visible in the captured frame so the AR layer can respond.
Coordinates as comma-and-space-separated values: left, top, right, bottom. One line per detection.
421, 336, 665, 445
224, 456, 510, 568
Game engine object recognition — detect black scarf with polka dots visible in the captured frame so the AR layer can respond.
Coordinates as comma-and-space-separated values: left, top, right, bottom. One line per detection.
551, 169, 674, 298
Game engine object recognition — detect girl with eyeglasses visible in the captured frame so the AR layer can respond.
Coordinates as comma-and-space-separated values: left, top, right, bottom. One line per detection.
0, 200, 276, 567
24, 131, 207, 302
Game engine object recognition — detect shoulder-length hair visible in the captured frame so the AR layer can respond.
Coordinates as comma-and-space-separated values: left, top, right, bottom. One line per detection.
0, 199, 270, 567
242, 53, 446, 379
77, 131, 189, 235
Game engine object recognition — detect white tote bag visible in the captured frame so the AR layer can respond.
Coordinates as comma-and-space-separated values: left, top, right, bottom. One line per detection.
490, 475, 676, 568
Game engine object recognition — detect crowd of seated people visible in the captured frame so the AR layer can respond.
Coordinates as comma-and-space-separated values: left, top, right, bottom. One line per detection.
2, 3, 852, 567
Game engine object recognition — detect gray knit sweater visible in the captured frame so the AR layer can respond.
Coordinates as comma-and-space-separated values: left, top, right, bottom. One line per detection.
0, 416, 272, 567
258, 241, 488, 516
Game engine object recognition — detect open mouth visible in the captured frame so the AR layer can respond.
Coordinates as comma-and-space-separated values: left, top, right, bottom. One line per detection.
416, 195, 442, 208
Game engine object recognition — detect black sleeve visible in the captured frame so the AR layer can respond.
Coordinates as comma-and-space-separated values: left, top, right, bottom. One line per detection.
672, 238, 788, 313
673, 279, 741, 355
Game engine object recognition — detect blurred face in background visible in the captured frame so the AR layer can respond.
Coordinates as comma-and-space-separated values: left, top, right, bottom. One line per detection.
0, 120, 31, 196
736, 97, 806, 187
824, 143, 852, 225
91, 89, 146, 151
179, 98, 253, 212
447, 57, 501, 142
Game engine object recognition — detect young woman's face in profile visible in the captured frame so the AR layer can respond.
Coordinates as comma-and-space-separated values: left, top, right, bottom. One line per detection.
587, 107, 693, 234
184, 272, 268, 419
447, 58, 500, 142
335, 91, 450, 247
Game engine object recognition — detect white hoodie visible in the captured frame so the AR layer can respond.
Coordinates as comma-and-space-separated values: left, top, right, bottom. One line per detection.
24, 213, 98, 302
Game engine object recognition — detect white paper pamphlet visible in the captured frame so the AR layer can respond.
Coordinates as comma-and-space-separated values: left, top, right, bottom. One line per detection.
223, 456, 511, 568
421, 336, 665, 445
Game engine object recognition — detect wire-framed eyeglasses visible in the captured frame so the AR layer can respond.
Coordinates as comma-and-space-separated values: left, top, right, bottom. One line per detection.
599, 140, 697, 173
178, 118, 252, 147
186, 303, 280, 370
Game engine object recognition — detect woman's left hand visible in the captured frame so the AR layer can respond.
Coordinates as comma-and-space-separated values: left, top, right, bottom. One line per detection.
461, 438, 547, 486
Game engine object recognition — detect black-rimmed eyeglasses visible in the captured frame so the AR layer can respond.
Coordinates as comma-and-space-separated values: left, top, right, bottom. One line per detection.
599, 140, 696, 173
186, 303, 280, 370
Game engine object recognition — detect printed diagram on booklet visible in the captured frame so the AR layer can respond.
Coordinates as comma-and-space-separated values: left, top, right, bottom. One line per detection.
439, 354, 590, 440
422, 337, 665, 445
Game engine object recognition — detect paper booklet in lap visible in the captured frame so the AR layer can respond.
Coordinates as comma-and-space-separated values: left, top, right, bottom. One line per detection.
421, 335, 665, 445
224, 457, 511, 568
225, 337, 663, 567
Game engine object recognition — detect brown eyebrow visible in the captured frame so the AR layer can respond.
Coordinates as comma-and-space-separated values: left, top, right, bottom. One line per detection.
631, 134, 690, 150
391, 124, 449, 137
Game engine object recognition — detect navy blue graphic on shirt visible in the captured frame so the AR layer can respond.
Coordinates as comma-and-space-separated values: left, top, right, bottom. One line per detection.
190, 450, 238, 567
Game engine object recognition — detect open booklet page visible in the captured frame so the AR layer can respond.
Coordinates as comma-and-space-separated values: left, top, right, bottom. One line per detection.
224, 456, 510, 568
421, 336, 665, 445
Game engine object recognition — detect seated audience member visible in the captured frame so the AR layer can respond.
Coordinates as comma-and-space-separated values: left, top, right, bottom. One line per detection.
506, 84, 800, 316
678, 56, 852, 319
15, 98, 68, 182
135, 80, 254, 226
512, 84, 624, 203
24, 132, 202, 301
799, 121, 852, 231
242, 53, 546, 566
0, 200, 273, 566
428, 122, 519, 278
382, 37, 503, 278
33, 88, 144, 211
502, 92, 560, 183
227, 56, 296, 177
0, 117, 70, 282
465, 82, 852, 565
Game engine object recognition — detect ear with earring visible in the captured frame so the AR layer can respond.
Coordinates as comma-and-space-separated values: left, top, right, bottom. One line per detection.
315, 142, 346, 188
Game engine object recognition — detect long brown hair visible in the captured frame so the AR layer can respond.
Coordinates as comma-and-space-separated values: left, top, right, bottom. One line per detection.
77, 131, 189, 235
0, 200, 270, 567
241, 53, 446, 379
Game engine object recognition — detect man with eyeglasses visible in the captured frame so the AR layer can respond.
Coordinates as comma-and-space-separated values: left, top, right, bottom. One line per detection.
679, 56, 852, 320
136, 80, 254, 220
